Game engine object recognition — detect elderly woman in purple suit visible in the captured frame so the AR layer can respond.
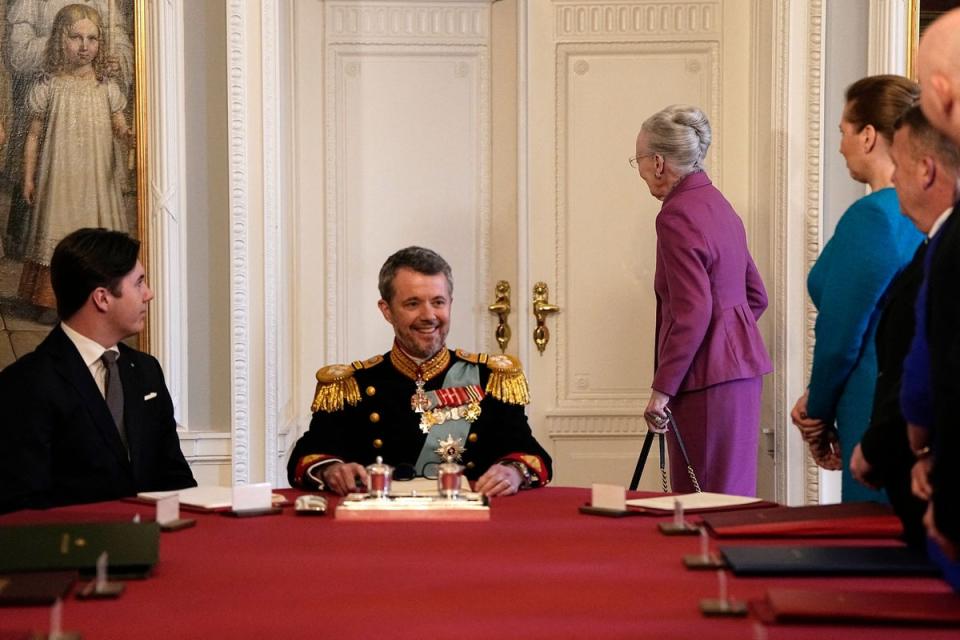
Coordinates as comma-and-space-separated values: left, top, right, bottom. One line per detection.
633, 105, 772, 496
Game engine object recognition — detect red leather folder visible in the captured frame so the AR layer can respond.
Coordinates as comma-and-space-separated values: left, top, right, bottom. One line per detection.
751, 588, 960, 626
700, 502, 903, 538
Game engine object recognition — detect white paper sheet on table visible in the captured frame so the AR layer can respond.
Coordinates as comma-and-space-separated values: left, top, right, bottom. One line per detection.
138, 486, 234, 510
625, 492, 761, 512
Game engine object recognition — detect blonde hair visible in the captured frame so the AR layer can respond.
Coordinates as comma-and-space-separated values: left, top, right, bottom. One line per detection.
44, 4, 107, 79
641, 105, 712, 175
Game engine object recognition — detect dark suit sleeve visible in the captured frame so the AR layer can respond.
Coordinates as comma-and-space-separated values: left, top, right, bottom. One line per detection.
137, 355, 196, 491
930, 215, 960, 546
0, 361, 58, 513
469, 392, 552, 485
287, 408, 356, 489
931, 332, 960, 544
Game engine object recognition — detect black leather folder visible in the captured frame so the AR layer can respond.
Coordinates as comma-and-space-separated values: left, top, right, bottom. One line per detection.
719, 544, 940, 576
0, 522, 160, 578
0, 571, 76, 606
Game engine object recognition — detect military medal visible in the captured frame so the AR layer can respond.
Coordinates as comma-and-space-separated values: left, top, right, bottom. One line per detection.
411, 375, 429, 414
435, 435, 466, 463
416, 385, 484, 433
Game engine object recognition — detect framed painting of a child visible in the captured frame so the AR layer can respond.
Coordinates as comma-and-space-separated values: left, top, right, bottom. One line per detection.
0, 0, 143, 366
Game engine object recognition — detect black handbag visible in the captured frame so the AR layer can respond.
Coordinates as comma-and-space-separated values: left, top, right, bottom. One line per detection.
629, 408, 702, 492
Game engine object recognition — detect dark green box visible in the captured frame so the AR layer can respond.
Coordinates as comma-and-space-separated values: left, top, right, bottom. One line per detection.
0, 522, 159, 578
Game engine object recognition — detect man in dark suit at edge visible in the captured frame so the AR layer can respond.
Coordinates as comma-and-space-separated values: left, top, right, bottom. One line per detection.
0, 228, 196, 513
912, 7, 960, 588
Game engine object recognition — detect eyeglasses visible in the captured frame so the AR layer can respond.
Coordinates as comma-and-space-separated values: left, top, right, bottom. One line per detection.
628, 152, 655, 169
393, 462, 440, 481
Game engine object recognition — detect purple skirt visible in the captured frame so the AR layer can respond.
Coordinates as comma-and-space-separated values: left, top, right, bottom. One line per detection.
666, 376, 762, 497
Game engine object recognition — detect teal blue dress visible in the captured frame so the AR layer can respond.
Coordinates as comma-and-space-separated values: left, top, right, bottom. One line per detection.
806, 188, 923, 502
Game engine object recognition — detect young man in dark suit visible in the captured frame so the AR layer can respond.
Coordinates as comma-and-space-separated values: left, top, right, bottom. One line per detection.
0, 228, 195, 513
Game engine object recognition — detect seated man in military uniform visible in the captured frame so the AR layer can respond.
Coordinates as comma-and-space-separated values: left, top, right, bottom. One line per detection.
287, 246, 552, 496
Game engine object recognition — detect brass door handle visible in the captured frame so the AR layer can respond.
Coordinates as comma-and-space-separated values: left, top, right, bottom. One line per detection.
532, 282, 560, 354
487, 280, 512, 352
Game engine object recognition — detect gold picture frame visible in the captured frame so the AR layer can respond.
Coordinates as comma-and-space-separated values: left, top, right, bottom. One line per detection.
907, 1, 960, 80
0, 0, 148, 362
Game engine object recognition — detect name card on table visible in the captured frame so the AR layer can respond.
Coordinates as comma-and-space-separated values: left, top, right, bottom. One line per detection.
591, 484, 626, 510
156, 495, 179, 525
232, 483, 273, 512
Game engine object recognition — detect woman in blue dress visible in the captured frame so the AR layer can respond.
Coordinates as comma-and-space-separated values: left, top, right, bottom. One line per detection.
791, 75, 923, 502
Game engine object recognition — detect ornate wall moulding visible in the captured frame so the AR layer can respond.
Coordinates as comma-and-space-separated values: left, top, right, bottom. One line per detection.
546, 414, 645, 437
555, 1, 721, 40
326, 1, 489, 44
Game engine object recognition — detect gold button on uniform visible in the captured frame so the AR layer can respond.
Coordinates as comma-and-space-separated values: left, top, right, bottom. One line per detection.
366, 386, 376, 397
372, 438, 383, 449
467, 433, 478, 443
369, 412, 380, 423
465, 461, 475, 469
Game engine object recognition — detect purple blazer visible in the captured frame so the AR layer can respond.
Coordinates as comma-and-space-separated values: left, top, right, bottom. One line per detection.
652, 171, 772, 396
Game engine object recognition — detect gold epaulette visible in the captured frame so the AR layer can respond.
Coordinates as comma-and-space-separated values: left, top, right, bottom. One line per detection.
354, 354, 384, 370
482, 353, 530, 406
455, 349, 487, 365
310, 355, 383, 413
311, 364, 359, 413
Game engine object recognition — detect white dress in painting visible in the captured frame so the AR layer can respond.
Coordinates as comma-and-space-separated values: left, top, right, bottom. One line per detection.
24, 73, 127, 267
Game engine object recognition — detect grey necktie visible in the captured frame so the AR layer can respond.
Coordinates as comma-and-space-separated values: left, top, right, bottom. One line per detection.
100, 350, 128, 451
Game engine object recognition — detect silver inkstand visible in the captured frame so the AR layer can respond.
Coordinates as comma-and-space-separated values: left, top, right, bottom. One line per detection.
366, 457, 393, 499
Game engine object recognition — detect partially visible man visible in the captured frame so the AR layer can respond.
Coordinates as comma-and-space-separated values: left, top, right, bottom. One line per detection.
0, 228, 196, 513
918, 9, 960, 149
288, 246, 552, 496
915, 7, 960, 574
850, 105, 959, 546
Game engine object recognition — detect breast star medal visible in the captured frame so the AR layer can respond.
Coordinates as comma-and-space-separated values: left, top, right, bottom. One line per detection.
435, 435, 466, 463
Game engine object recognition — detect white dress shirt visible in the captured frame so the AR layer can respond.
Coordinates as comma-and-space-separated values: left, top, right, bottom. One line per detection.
60, 321, 119, 399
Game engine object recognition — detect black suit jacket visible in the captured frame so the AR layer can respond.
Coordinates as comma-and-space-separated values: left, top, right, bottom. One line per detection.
860, 242, 927, 546
929, 209, 960, 545
0, 325, 196, 513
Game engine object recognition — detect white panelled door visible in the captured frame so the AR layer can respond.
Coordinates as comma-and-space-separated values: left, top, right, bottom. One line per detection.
522, 1, 773, 495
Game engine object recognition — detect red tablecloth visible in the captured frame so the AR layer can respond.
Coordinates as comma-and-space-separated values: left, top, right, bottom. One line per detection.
0, 487, 955, 639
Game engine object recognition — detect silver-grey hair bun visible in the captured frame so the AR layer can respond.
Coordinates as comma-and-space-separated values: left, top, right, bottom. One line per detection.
642, 104, 712, 173
674, 107, 711, 165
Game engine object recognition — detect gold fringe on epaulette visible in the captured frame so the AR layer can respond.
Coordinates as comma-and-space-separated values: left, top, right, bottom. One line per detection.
485, 355, 530, 405
311, 365, 361, 413
311, 377, 361, 413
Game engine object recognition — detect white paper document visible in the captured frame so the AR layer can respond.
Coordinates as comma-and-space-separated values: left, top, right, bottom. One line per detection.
138, 486, 235, 510
625, 492, 761, 512
139, 485, 289, 510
